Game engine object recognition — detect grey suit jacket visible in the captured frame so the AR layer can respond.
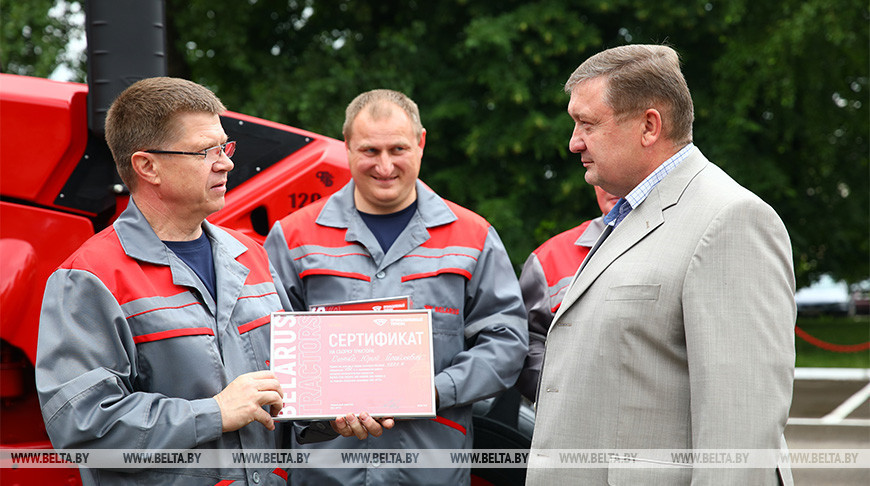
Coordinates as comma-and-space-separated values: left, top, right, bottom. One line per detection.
526, 148, 796, 485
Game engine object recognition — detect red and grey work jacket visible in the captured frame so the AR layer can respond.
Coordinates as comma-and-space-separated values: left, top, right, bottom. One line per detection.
515, 216, 605, 401
264, 180, 528, 486
35, 198, 312, 486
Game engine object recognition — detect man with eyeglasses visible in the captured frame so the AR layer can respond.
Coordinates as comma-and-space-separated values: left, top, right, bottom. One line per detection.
35, 77, 391, 486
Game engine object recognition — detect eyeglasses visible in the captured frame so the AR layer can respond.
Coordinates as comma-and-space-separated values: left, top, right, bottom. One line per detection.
145, 141, 236, 162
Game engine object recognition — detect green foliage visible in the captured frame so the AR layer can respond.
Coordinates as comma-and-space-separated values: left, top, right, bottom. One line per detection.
1, 0, 85, 81
6, 0, 868, 283
703, 0, 870, 287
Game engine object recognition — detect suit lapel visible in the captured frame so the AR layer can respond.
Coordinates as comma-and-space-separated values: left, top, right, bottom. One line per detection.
552, 150, 710, 323
554, 193, 664, 321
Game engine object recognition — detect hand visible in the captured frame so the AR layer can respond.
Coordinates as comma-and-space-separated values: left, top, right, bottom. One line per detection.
213, 370, 284, 432
331, 412, 395, 440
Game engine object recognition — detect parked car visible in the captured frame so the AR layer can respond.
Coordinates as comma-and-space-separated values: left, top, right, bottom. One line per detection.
850, 279, 870, 315
795, 274, 855, 316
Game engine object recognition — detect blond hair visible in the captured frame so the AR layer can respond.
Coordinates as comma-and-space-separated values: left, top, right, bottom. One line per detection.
342, 89, 423, 142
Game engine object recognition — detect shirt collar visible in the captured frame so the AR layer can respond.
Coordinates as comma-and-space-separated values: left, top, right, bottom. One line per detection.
623, 143, 694, 211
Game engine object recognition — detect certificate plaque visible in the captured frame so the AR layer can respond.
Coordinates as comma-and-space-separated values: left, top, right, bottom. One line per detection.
270, 309, 435, 420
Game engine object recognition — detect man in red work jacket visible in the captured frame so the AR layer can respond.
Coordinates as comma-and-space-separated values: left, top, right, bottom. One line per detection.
515, 186, 618, 402
35, 77, 389, 486
264, 89, 528, 486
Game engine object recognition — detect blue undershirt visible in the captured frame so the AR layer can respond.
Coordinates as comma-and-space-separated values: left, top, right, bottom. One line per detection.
358, 201, 418, 252
164, 232, 217, 299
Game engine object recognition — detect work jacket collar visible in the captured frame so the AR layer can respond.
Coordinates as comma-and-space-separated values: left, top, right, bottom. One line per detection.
113, 197, 247, 265
315, 179, 457, 230
314, 180, 457, 269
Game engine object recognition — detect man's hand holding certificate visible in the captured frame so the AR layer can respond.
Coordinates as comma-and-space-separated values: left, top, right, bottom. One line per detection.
331, 412, 396, 439
270, 297, 436, 422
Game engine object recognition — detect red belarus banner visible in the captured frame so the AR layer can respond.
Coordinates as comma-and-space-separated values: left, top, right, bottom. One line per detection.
309, 296, 410, 312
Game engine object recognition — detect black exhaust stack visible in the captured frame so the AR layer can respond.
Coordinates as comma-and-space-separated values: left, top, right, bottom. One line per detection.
86, 0, 167, 136
56, 1, 167, 220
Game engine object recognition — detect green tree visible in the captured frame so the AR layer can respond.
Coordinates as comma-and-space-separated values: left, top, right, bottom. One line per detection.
704, 0, 869, 286
1, 0, 85, 80
4, 0, 868, 286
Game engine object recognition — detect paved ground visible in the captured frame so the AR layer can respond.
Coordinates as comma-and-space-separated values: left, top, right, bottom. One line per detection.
786, 368, 870, 485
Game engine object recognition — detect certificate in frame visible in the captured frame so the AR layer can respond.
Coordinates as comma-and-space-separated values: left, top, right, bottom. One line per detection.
270, 309, 435, 420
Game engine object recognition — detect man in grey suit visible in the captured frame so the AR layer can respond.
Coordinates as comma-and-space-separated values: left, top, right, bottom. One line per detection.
526, 45, 795, 485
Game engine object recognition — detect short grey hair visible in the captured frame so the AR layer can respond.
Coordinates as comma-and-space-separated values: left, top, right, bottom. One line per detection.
565, 44, 694, 145
105, 77, 226, 191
